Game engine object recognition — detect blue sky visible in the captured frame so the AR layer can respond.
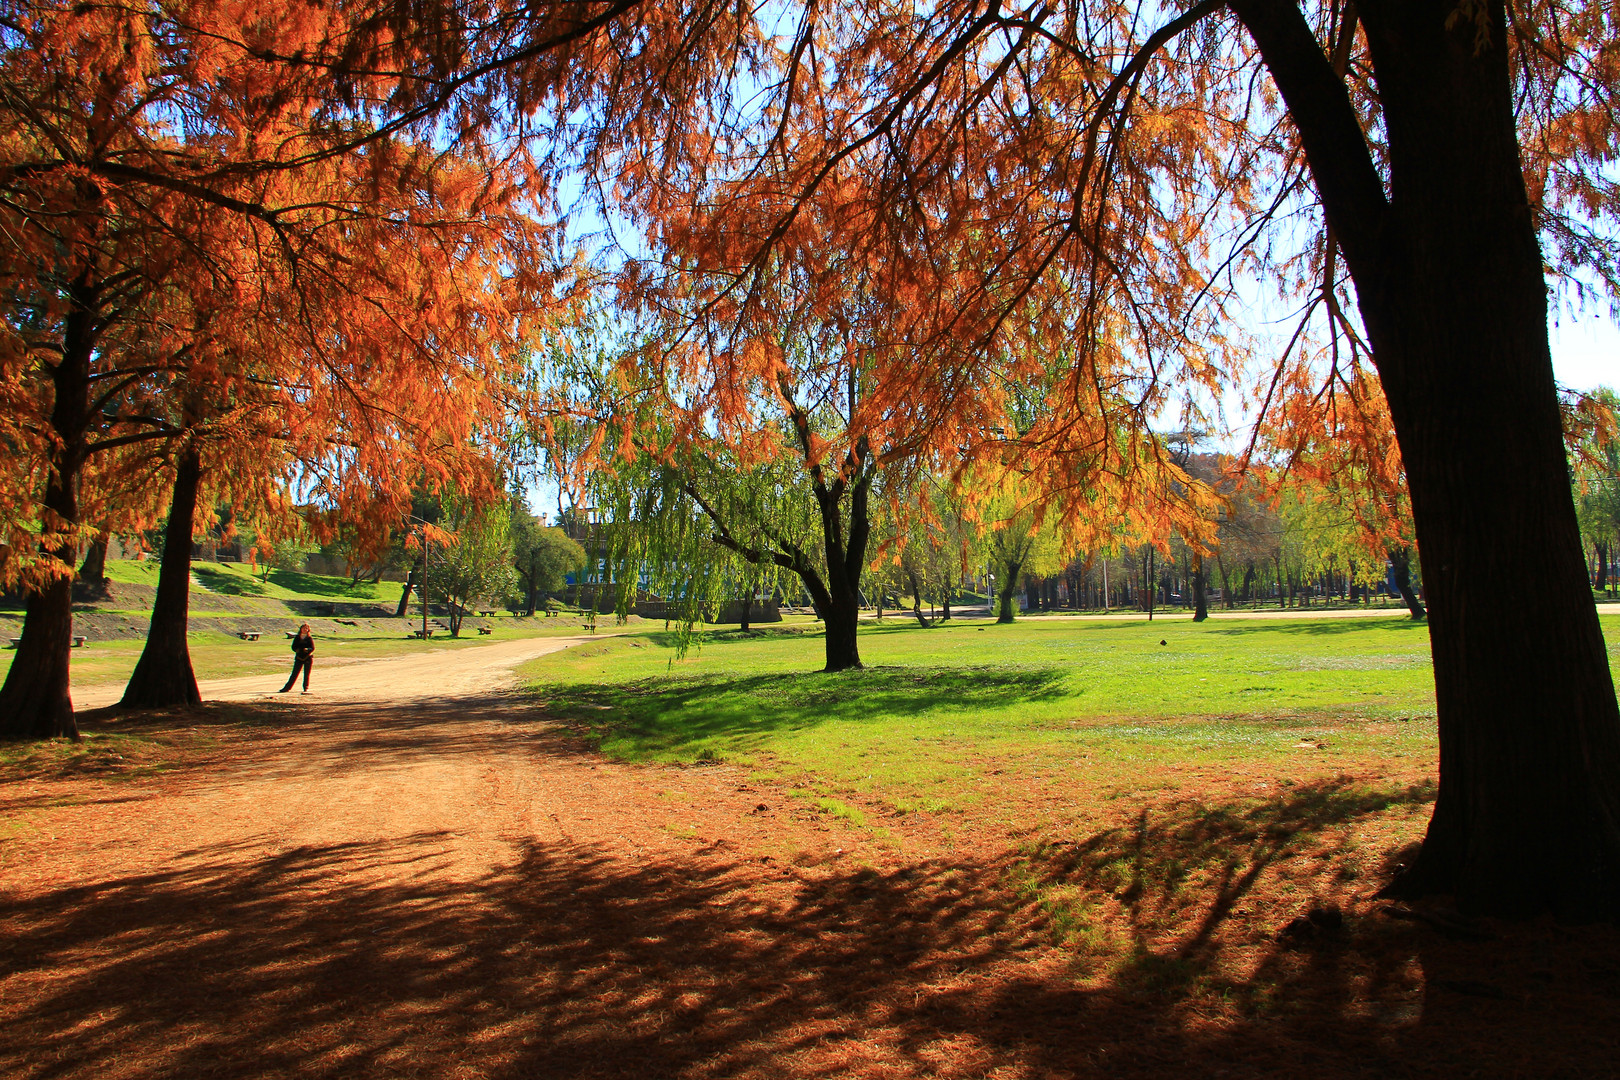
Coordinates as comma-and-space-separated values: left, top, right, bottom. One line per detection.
1551, 313, 1619, 392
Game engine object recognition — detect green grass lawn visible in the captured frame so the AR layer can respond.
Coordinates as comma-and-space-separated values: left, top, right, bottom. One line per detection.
98, 557, 432, 605
170, 560, 407, 604
518, 613, 1620, 820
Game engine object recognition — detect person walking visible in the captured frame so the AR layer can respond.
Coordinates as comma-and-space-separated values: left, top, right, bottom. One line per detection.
280, 623, 315, 694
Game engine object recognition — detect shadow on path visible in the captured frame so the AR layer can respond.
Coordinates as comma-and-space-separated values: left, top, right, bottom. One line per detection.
2, 803, 1616, 1079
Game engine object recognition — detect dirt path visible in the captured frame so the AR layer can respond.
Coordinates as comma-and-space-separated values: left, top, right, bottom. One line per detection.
2, 636, 1615, 1078
71, 634, 605, 711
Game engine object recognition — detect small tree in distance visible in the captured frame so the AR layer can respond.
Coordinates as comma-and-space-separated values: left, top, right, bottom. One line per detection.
510, 507, 587, 615
426, 501, 519, 637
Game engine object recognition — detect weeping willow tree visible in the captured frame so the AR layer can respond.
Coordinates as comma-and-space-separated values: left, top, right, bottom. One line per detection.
586, 425, 874, 670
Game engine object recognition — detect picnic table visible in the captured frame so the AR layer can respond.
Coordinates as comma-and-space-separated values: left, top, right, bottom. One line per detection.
477, 626, 493, 635
238, 631, 261, 641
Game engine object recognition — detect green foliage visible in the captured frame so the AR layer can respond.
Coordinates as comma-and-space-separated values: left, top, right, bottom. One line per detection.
424, 498, 518, 635
510, 504, 586, 609
271, 538, 313, 574
1574, 387, 1620, 586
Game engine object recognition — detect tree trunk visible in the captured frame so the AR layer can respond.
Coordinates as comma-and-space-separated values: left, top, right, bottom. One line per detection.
0, 271, 98, 742
940, 588, 952, 621
1145, 548, 1155, 621
1387, 555, 1426, 626
996, 559, 1022, 623
396, 560, 420, 618
1236, 0, 1620, 916
739, 590, 753, 631
907, 570, 934, 627
122, 444, 203, 709
1596, 541, 1609, 592
78, 534, 108, 584
822, 594, 861, 669
1192, 554, 1209, 622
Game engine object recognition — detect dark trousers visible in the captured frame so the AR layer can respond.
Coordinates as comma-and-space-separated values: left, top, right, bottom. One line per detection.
281, 655, 313, 692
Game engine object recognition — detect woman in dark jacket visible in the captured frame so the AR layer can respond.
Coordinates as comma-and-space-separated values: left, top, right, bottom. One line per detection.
280, 623, 315, 693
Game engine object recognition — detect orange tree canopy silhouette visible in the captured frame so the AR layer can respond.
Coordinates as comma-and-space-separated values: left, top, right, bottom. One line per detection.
0, 0, 563, 737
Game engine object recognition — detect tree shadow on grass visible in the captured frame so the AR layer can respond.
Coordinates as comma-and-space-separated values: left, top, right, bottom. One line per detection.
526, 666, 1072, 756
1016, 777, 1439, 968
1, 798, 1614, 1079
191, 564, 271, 597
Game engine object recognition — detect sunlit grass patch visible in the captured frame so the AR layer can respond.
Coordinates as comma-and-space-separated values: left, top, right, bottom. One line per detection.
520, 613, 1616, 844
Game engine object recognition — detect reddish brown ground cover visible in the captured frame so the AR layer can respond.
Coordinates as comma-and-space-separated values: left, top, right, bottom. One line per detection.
1, 674, 1616, 1078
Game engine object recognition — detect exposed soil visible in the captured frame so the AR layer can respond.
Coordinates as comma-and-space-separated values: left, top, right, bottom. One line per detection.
1, 639, 1616, 1079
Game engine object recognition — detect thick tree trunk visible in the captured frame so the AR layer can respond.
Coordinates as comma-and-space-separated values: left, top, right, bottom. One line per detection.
0, 272, 98, 742
78, 534, 108, 583
1236, 0, 1620, 916
996, 559, 1022, 623
940, 590, 952, 621
1191, 557, 1208, 622
1596, 542, 1609, 592
1373, 51, 1620, 917
1388, 545, 1426, 620
739, 591, 752, 631
122, 445, 203, 709
396, 560, 421, 618
0, 578, 77, 741
822, 595, 861, 670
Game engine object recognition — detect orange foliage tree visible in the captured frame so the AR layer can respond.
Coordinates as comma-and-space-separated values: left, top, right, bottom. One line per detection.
0, 0, 559, 737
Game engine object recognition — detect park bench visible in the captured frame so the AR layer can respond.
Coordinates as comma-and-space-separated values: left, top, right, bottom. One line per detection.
71, 635, 86, 647
478, 609, 497, 616
238, 631, 261, 641
6, 638, 20, 649
478, 626, 493, 635
411, 628, 434, 639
